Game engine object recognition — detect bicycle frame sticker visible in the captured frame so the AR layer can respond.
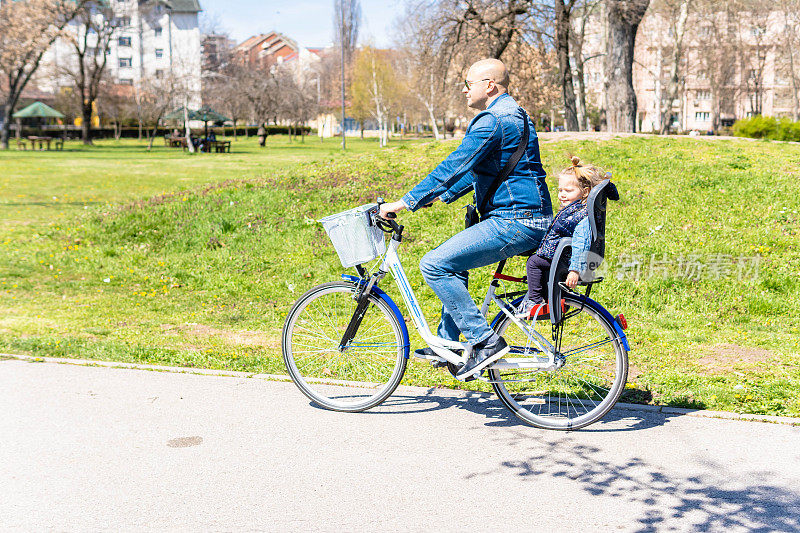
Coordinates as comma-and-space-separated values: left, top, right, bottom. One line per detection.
383, 245, 430, 334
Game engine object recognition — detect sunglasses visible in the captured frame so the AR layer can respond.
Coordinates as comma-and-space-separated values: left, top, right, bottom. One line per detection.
464, 78, 493, 90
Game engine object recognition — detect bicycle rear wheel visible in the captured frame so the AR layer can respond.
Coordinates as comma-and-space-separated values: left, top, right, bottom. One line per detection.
487, 293, 628, 430
282, 281, 407, 412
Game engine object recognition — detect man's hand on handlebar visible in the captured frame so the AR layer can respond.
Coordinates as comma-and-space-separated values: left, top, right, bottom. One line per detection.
378, 197, 439, 219
379, 200, 407, 219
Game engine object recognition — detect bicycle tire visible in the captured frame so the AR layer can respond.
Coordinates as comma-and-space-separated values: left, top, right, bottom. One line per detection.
487, 293, 628, 430
282, 281, 407, 412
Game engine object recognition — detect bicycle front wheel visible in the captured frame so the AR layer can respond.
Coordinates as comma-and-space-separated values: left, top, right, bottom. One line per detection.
282, 281, 407, 412
488, 293, 628, 430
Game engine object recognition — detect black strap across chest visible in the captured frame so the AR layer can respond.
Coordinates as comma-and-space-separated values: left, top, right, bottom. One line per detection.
476, 109, 530, 217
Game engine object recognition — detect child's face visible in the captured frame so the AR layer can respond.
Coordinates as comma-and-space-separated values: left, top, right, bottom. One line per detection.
558, 174, 588, 207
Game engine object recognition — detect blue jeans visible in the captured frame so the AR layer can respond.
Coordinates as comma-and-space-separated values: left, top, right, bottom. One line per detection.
419, 216, 547, 345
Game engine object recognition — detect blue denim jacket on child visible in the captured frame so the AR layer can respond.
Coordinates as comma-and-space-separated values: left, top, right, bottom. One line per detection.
401, 94, 553, 221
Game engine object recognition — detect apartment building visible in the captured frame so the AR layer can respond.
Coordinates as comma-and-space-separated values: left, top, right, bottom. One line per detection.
580, 7, 798, 132
37, 0, 202, 107
202, 33, 235, 72
233, 32, 322, 74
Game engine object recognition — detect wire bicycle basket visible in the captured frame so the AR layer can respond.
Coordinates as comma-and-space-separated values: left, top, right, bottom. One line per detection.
319, 203, 386, 268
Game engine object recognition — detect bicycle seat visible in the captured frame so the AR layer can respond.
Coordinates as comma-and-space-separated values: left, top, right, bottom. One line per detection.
547, 176, 619, 324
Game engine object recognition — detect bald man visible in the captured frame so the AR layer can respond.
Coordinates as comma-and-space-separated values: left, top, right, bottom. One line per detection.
380, 58, 554, 379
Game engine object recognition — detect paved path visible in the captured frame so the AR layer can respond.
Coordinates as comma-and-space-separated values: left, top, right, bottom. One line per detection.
3, 358, 799, 532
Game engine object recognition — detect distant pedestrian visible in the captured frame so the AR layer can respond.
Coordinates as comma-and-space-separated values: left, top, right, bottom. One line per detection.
257, 124, 266, 147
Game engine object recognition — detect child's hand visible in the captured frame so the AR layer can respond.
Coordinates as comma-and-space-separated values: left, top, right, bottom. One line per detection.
566, 271, 580, 288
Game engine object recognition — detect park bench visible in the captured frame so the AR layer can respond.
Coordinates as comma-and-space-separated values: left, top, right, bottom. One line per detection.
213, 140, 231, 153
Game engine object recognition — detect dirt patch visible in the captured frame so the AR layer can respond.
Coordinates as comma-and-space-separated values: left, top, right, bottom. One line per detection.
697, 343, 776, 374
160, 323, 278, 349
626, 363, 644, 381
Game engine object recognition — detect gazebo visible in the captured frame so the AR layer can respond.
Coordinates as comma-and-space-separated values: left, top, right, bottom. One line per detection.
165, 106, 230, 139
12, 101, 65, 138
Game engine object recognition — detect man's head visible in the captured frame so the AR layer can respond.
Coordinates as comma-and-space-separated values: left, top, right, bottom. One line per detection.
462, 59, 510, 110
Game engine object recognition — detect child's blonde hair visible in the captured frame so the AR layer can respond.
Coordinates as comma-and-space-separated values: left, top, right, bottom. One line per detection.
559, 155, 606, 199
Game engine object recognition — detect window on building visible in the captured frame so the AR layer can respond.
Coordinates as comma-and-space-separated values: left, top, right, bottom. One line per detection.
119, 78, 133, 85
119, 57, 132, 68
117, 16, 130, 26
154, 26, 162, 37
748, 69, 758, 80
697, 71, 708, 80
118, 36, 131, 47
774, 90, 794, 108
155, 48, 163, 59
695, 112, 710, 122
696, 90, 711, 101
155, 69, 164, 79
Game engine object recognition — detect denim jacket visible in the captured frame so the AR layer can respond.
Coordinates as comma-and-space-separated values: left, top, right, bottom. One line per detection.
569, 218, 591, 273
401, 94, 553, 221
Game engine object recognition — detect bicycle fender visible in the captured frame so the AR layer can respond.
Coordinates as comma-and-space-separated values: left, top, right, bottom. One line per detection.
342, 275, 411, 359
571, 293, 631, 352
490, 294, 630, 352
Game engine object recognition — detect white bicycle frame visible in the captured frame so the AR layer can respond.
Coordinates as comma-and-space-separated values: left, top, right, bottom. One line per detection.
377, 237, 561, 375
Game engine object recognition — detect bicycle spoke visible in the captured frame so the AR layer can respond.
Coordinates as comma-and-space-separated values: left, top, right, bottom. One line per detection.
283, 283, 407, 412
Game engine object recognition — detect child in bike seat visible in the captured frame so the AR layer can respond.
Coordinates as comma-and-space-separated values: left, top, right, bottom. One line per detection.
517, 156, 606, 319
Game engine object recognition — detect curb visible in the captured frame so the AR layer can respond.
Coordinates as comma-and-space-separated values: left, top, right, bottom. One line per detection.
3, 352, 799, 426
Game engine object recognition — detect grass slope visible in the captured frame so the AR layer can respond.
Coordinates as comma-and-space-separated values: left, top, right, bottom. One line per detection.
1, 135, 799, 415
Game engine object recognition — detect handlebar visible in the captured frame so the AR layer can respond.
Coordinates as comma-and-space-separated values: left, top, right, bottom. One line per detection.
374, 198, 404, 237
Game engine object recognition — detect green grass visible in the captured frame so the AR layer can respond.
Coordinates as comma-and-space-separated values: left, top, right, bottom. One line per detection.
1, 134, 799, 416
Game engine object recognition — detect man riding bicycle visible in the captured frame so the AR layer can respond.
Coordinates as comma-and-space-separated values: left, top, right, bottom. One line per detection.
379, 58, 554, 379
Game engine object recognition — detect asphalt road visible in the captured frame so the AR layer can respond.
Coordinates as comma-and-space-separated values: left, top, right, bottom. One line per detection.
3, 357, 799, 532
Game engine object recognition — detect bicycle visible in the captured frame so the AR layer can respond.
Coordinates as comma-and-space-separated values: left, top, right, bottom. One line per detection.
282, 180, 630, 430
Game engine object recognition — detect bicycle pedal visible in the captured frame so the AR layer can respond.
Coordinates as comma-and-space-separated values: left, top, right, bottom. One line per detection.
430, 359, 449, 369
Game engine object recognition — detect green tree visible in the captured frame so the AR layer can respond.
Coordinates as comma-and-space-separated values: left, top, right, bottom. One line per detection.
349, 47, 399, 147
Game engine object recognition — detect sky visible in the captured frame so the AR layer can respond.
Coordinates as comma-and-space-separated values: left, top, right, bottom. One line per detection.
198, 0, 407, 49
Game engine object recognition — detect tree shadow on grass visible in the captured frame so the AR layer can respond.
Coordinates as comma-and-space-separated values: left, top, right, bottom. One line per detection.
470, 436, 800, 532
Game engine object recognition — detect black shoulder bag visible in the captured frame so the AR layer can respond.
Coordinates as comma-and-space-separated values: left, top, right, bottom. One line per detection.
465, 109, 530, 229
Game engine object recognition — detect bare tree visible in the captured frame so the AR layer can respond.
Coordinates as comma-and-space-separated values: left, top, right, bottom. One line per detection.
737, 1, 771, 116
203, 64, 249, 139
502, 32, 561, 131
570, 0, 602, 131
694, 1, 740, 132
660, 0, 689, 133
133, 75, 175, 150
239, 68, 278, 127
604, 0, 651, 132
333, 0, 361, 64
779, 0, 800, 120
555, 0, 579, 130
393, 2, 454, 139
0, 0, 84, 149
60, 1, 124, 144
333, 0, 361, 148
97, 81, 135, 139
429, 0, 532, 60
53, 86, 82, 129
